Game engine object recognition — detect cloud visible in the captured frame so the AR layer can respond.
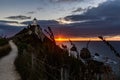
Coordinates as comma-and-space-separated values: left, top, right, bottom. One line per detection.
0, 20, 18, 24
47, 0, 120, 37
49, 0, 83, 3
26, 11, 36, 14
0, 19, 59, 37
22, 20, 120, 38
37, 7, 43, 11
70, 0, 120, 36
22, 19, 59, 27
72, 8, 86, 13
0, 20, 27, 27
1, 0, 120, 38
6, 15, 31, 20
22, 0, 120, 38
63, 14, 99, 21
66, 0, 120, 21
72, 6, 92, 13
50, 22, 120, 38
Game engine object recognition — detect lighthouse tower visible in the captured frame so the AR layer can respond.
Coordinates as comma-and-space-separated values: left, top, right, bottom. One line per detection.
28, 18, 45, 42
33, 18, 38, 25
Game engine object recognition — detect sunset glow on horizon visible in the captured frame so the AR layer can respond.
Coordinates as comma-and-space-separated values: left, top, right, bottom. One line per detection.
55, 36, 120, 42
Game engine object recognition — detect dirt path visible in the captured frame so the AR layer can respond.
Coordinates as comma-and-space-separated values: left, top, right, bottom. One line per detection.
0, 40, 20, 80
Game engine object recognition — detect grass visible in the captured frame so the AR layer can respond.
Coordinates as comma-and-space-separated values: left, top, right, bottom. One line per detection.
0, 38, 11, 58
0, 38, 8, 46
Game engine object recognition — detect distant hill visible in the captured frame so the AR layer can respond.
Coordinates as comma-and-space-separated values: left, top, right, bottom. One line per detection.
0, 23, 24, 37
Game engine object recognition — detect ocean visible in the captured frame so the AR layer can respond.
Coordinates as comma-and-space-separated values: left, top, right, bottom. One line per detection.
57, 41, 120, 77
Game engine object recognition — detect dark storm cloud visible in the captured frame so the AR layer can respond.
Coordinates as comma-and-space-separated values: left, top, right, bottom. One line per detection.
6, 15, 31, 20
51, 0, 120, 37
22, 19, 120, 37
72, 8, 85, 13
0, 20, 18, 24
64, 14, 99, 21
72, 7, 91, 13
52, 20, 120, 37
0, 19, 59, 37
22, 0, 120, 38
65, 0, 120, 21
1, 0, 120, 38
22, 20, 59, 29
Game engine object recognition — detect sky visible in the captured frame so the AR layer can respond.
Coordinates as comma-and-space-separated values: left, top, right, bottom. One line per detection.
0, 0, 107, 20
0, 0, 120, 41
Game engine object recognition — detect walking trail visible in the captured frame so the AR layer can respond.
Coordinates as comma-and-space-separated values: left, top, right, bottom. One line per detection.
0, 40, 20, 80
